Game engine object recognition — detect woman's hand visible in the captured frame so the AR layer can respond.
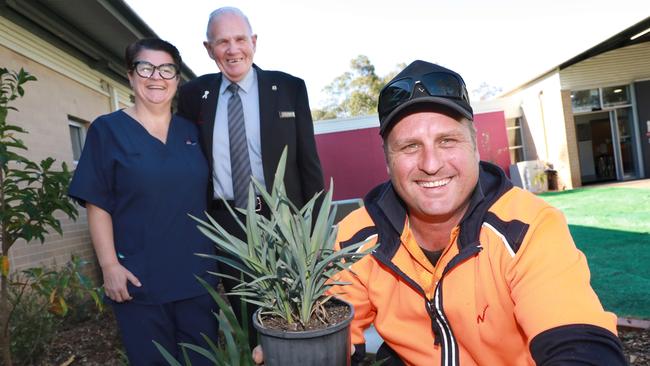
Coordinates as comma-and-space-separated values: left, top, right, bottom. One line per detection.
87, 204, 141, 303
101, 262, 141, 302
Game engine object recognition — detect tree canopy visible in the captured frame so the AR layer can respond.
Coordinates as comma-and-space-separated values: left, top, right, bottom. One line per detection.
471, 82, 503, 101
312, 55, 404, 121
311, 56, 503, 120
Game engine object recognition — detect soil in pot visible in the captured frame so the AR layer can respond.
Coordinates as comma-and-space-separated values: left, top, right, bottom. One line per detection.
256, 300, 350, 331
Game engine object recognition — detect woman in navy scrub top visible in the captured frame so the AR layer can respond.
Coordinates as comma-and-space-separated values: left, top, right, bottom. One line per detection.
68, 38, 218, 365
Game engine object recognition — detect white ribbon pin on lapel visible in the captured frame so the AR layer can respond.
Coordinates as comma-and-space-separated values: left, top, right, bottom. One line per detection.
202, 90, 210, 99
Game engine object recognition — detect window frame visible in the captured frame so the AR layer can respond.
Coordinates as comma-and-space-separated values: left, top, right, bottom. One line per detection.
68, 117, 88, 164
506, 117, 526, 163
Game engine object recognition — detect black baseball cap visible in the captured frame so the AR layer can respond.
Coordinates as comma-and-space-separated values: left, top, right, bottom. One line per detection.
378, 60, 473, 136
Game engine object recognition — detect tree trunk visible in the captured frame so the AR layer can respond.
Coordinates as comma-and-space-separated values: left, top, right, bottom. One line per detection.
1, 165, 13, 365
0, 270, 12, 366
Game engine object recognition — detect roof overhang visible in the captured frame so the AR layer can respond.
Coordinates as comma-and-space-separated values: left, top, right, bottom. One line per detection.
559, 16, 650, 70
0, 0, 196, 86
501, 16, 650, 97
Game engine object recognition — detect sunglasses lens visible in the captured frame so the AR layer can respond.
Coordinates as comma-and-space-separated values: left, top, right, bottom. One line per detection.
420, 72, 464, 99
378, 78, 413, 120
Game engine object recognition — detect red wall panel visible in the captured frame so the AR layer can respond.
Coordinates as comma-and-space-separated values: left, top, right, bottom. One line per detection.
473, 111, 511, 174
315, 127, 387, 200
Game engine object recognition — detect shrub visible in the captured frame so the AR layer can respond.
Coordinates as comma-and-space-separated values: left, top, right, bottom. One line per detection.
0, 67, 78, 365
7, 255, 103, 364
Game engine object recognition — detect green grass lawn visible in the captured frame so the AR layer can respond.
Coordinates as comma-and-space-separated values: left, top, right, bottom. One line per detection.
539, 187, 650, 319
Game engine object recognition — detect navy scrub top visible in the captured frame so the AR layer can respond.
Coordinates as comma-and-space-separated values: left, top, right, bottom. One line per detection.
69, 110, 217, 304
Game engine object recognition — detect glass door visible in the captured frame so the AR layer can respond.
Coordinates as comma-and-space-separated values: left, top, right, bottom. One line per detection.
612, 107, 639, 179
573, 84, 641, 184
575, 112, 615, 184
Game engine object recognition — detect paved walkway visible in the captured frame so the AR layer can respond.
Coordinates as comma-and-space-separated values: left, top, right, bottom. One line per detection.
584, 178, 650, 189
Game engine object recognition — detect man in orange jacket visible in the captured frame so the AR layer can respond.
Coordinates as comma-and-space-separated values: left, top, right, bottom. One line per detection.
330, 60, 626, 365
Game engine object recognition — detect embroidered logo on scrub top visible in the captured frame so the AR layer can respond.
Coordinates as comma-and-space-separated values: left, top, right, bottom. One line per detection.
185, 139, 197, 146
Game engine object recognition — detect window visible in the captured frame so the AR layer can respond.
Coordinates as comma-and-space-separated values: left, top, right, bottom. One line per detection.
571, 85, 632, 113
602, 85, 630, 107
68, 117, 88, 163
506, 117, 525, 163
571, 88, 600, 112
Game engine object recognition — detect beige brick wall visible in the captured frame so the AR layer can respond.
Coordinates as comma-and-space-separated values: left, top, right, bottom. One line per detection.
508, 71, 578, 190
1, 45, 109, 275
560, 90, 582, 188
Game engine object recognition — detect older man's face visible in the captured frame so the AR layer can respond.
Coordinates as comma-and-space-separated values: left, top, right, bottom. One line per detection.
385, 111, 480, 223
204, 13, 256, 82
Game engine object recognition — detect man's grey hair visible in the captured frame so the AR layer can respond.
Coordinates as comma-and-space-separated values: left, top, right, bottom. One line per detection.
206, 7, 253, 41
464, 118, 478, 149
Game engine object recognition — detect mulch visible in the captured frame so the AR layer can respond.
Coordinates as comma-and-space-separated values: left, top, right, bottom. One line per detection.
31, 311, 650, 365
37, 311, 123, 366
620, 327, 650, 365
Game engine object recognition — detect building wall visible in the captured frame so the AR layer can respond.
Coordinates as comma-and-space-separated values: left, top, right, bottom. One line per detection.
1, 16, 132, 273
502, 42, 650, 190
474, 111, 511, 171
315, 125, 387, 201
634, 80, 650, 178
560, 90, 583, 188
507, 72, 576, 189
559, 42, 650, 183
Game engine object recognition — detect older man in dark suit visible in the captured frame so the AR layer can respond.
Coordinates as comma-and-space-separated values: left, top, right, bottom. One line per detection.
177, 6, 324, 346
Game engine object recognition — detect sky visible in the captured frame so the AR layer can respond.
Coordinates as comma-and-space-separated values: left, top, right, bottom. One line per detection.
123, 0, 649, 108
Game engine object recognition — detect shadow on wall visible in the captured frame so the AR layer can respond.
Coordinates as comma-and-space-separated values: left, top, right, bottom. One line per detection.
520, 112, 539, 161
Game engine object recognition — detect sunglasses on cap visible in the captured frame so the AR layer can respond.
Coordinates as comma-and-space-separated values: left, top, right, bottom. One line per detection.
378, 71, 471, 123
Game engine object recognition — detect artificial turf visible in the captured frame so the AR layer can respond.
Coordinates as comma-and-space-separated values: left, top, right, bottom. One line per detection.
539, 187, 650, 319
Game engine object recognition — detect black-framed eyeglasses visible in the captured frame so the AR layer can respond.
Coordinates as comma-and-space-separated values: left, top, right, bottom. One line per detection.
131, 61, 179, 80
378, 72, 470, 122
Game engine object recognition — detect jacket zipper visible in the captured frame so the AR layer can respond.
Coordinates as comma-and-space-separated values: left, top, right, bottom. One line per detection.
375, 243, 482, 366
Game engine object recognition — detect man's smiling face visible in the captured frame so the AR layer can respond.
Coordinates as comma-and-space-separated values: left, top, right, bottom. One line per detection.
385, 110, 480, 223
204, 12, 257, 83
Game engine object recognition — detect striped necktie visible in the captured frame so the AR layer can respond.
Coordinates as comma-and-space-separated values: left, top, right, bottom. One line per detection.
227, 83, 253, 208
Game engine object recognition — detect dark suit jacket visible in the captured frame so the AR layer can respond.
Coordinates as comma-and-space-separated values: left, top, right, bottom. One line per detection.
177, 64, 324, 208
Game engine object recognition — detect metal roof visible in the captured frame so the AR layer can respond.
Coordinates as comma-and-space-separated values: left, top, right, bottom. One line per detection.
0, 0, 196, 86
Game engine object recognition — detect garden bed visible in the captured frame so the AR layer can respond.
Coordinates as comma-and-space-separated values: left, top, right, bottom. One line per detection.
26, 310, 650, 365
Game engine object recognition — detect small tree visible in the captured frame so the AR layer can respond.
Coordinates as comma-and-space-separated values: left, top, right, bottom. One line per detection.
312, 55, 405, 120
0, 68, 78, 366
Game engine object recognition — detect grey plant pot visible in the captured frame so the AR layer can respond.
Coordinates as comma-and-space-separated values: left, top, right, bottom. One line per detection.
252, 298, 353, 366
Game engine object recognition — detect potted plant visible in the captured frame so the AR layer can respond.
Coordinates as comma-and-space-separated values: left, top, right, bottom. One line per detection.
192, 148, 372, 366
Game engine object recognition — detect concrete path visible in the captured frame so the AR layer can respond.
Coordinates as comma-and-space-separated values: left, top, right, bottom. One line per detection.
585, 178, 650, 189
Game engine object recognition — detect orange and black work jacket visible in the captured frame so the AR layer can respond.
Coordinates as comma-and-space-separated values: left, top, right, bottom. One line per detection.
332, 162, 625, 366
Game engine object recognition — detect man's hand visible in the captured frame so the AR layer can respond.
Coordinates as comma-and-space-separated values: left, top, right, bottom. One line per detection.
252, 345, 264, 365
101, 263, 141, 302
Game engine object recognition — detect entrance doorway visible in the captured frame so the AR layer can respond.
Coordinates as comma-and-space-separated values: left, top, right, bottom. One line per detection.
575, 108, 640, 184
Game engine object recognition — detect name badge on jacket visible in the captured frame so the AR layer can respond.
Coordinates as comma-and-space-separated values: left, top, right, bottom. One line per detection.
279, 111, 296, 118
